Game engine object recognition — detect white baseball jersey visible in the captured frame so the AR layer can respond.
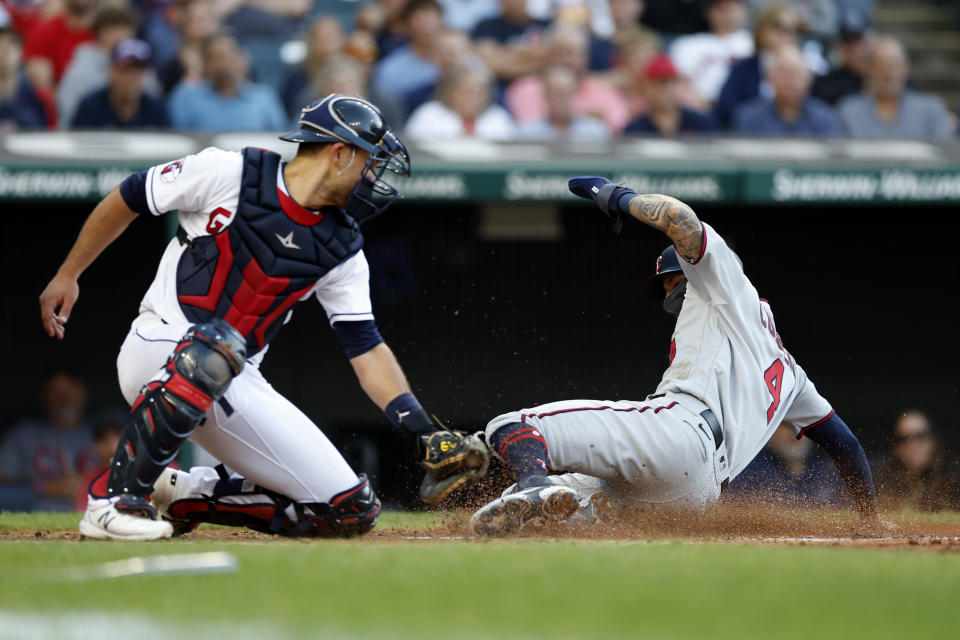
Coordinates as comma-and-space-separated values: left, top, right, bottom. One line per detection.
654, 223, 833, 479
669, 30, 754, 102
135, 146, 374, 365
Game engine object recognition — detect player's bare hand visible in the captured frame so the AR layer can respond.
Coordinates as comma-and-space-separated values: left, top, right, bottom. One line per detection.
39, 273, 79, 339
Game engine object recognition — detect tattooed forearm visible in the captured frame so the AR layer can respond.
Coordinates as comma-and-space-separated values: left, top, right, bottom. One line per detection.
627, 194, 703, 261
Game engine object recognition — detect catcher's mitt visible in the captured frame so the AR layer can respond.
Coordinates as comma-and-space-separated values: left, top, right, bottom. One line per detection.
419, 430, 490, 506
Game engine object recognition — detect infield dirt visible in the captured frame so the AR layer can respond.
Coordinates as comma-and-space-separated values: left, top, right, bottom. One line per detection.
4, 504, 959, 551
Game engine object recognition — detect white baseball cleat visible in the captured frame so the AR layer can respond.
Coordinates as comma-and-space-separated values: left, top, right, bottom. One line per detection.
470, 483, 579, 537
79, 495, 174, 541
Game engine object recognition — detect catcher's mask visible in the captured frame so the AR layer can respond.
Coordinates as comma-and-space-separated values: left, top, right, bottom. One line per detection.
640, 245, 687, 316
280, 94, 411, 222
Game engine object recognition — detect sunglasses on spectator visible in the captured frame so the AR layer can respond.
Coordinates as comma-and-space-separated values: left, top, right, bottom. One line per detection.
893, 432, 932, 443
773, 22, 798, 35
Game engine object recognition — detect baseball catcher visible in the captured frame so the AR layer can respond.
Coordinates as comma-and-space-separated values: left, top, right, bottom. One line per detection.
39, 94, 488, 540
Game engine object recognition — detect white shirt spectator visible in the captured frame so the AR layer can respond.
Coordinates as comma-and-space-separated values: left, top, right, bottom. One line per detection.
405, 99, 516, 140
670, 30, 754, 103
516, 115, 610, 140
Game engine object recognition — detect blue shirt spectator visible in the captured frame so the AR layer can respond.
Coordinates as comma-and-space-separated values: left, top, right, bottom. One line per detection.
734, 96, 843, 136
372, 0, 445, 106
0, 27, 46, 129
71, 39, 169, 129
713, 3, 803, 129
836, 37, 954, 140
372, 45, 440, 107
732, 44, 842, 137
0, 75, 47, 129
168, 32, 287, 131
627, 108, 714, 135
72, 87, 169, 128
169, 80, 287, 131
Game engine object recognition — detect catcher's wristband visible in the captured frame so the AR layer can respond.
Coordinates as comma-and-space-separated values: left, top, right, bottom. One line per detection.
385, 393, 435, 435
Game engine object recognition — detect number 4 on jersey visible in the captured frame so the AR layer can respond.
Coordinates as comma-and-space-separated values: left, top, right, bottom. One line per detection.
764, 359, 785, 423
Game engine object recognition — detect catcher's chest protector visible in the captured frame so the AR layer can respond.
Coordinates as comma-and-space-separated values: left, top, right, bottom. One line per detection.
175, 147, 364, 353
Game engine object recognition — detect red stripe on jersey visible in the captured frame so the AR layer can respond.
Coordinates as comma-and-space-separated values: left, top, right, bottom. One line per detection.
796, 409, 836, 439
278, 188, 324, 226
523, 401, 679, 421
178, 231, 234, 311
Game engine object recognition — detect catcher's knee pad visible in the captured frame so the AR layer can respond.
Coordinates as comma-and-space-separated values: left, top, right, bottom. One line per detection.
298, 475, 381, 538
107, 320, 246, 497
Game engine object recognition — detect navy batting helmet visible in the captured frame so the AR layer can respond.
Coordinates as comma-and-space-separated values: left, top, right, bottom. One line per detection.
280, 94, 411, 221
640, 245, 683, 300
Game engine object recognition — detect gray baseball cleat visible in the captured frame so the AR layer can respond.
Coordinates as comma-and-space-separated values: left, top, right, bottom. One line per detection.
470, 481, 579, 536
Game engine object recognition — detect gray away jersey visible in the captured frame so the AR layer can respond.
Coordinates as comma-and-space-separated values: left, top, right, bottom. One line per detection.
653, 223, 833, 479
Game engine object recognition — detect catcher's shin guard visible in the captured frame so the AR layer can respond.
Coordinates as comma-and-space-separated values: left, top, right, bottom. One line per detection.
165, 473, 381, 538
106, 320, 246, 498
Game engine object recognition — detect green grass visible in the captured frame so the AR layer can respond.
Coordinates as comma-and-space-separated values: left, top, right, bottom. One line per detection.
2, 512, 959, 639
0, 509, 450, 532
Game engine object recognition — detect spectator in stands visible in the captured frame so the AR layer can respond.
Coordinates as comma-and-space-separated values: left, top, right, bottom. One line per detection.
73, 412, 124, 512
838, 36, 954, 140
746, 0, 837, 42
517, 65, 610, 140
640, 0, 709, 35
72, 39, 169, 129
405, 28, 484, 115
405, 65, 515, 140
218, 0, 309, 40
810, 7, 871, 106
625, 53, 713, 136
670, 0, 754, 105
168, 32, 287, 131
506, 24, 630, 132
289, 56, 370, 122
714, 3, 801, 129
23, 0, 97, 92
609, 29, 661, 119
311, 57, 367, 99
372, 0, 445, 109
344, 28, 381, 80
158, 0, 221, 94
0, 370, 98, 512
0, 27, 46, 130
439, 0, 499, 32
376, 0, 411, 59
588, 0, 652, 72
58, 6, 139, 128
733, 45, 843, 136
875, 411, 960, 512
471, 0, 551, 82
725, 424, 845, 508
281, 17, 346, 116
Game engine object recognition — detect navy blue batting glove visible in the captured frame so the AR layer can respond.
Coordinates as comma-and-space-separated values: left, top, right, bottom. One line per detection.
568, 176, 637, 234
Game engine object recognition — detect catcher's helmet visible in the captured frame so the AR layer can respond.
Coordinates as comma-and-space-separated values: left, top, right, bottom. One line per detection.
640, 245, 683, 300
280, 94, 411, 221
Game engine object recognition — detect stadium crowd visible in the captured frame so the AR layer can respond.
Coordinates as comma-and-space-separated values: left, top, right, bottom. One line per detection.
0, 0, 956, 139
